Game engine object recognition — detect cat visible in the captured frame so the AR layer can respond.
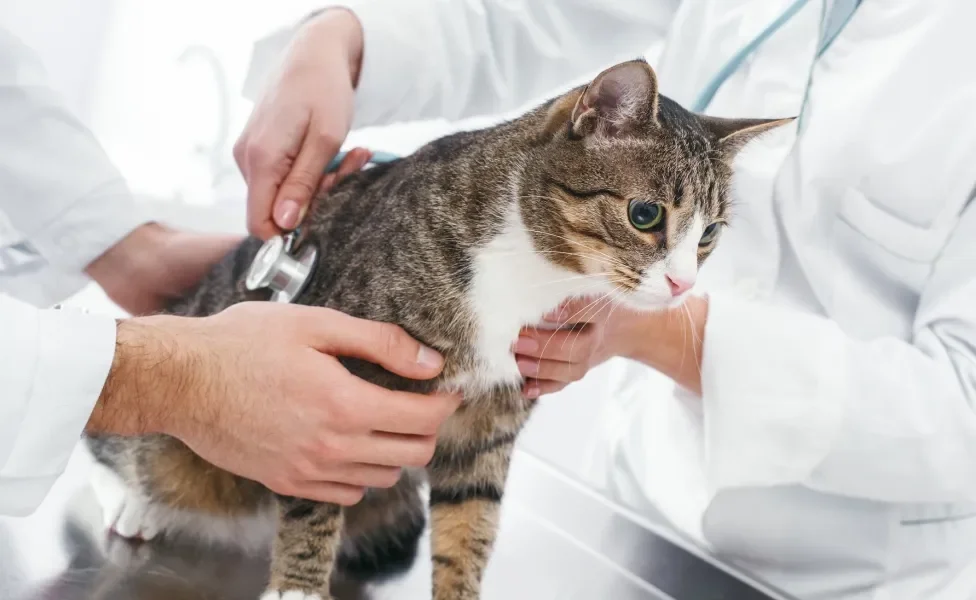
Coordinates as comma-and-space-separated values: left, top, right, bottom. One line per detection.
86, 58, 791, 600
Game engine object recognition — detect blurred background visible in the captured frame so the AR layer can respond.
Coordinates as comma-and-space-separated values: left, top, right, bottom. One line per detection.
0, 0, 499, 233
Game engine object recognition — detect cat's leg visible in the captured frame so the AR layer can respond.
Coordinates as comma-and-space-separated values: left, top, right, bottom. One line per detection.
86, 434, 273, 549
426, 396, 531, 600
336, 469, 426, 584
90, 460, 161, 541
262, 497, 344, 600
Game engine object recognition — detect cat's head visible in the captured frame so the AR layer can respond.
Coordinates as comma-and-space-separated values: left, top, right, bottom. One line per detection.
520, 59, 793, 310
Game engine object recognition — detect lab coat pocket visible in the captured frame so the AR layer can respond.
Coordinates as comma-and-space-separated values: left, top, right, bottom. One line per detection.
837, 187, 952, 264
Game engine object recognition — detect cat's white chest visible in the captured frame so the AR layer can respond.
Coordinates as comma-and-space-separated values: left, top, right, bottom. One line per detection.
458, 210, 590, 392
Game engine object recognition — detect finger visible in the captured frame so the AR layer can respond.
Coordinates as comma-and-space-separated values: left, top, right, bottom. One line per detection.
516, 357, 588, 384
313, 463, 402, 489
317, 172, 338, 194
289, 481, 366, 505
542, 296, 606, 326
273, 131, 340, 231
514, 327, 596, 362
352, 432, 439, 468
335, 147, 371, 181
313, 313, 446, 380
244, 148, 284, 240
523, 378, 567, 400
349, 383, 461, 436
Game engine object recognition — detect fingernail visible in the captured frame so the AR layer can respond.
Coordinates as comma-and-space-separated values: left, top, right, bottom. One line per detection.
275, 199, 301, 229
517, 359, 539, 377
513, 336, 538, 354
417, 344, 444, 369
525, 385, 541, 400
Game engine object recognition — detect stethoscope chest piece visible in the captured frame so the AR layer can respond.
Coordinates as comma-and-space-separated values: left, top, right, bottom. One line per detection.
245, 232, 318, 303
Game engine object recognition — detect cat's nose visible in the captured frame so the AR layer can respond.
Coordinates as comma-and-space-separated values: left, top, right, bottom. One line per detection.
666, 274, 695, 296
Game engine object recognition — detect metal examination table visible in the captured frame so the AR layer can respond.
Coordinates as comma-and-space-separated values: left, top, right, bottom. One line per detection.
1, 447, 797, 600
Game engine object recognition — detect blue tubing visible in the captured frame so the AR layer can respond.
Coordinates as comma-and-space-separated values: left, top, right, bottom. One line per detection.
325, 149, 401, 173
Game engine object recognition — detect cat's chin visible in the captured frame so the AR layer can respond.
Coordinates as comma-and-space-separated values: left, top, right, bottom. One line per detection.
619, 292, 678, 313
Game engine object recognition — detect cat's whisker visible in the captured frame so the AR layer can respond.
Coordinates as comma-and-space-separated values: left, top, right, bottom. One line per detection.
572, 285, 630, 359
681, 301, 704, 381
481, 248, 615, 268
601, 286, 628, 333
566, 290, 621, 360
552, 294, 614, 353
611, 269, 641, 292
524, 272, 609, 290
517, 225, 623, 266
520, 232, 623, 268
534, 291, 614, 364
479, 245, 618, 267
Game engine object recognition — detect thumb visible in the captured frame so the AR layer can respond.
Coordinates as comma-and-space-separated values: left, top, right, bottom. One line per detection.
273, 132, 340, 230
312, 311, 446, 380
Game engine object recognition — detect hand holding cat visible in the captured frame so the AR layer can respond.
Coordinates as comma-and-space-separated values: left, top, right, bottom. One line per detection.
88, 303, 461, 506
515, 295, 710, 399
514, 296, 642, 399
234, 8, 368, 239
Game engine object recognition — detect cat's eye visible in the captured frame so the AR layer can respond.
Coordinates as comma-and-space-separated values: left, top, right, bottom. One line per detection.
699, 222, 721, 246
628, 200, 664, 231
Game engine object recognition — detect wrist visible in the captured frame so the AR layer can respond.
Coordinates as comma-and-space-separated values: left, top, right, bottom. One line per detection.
300, 8, 365, 87
87, 315, 195, 437
624, 295, 709, 395
85, 222, 167, 300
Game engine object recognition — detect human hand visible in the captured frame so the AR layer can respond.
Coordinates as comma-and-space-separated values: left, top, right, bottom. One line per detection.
234, 8, 369, 239
514, 296, 642, 399
91, 303, 461, 506
85, 223, 242, 316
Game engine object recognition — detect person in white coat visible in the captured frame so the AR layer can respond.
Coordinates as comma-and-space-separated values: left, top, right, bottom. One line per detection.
0, 27, 461, 517
237, 2, 976, 598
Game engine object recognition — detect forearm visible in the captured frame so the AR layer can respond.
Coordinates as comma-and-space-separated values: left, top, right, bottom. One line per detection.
85, 316, 195, 438
84, 223, 165, 310
84, 223, 243, 316
621, 295, 708, 396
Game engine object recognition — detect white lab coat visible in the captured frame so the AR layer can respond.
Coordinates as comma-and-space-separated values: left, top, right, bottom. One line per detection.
246, 1, 976, 598
0, 29, 144, 515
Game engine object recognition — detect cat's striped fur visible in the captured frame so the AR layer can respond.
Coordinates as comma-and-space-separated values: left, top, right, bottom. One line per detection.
86, 59, 789, 599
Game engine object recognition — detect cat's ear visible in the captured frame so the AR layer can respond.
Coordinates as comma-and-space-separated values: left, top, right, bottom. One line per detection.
570, 59, 660, 138
701, 116, 796, 157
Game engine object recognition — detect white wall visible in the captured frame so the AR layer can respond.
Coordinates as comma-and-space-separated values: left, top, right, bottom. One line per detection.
0, 0, 116, 120
2, 1, 449, 224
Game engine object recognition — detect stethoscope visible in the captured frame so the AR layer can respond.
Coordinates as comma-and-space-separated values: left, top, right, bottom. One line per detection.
244, 150, 400, 302
246, 0, 861, 303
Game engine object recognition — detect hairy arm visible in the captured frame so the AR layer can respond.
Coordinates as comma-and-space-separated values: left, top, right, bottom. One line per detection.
85, 316, 195, 438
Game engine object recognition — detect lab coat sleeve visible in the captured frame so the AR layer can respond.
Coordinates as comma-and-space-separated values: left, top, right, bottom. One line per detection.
0, 30, 143, 515
0, 28, 148, 306
0, 295, 117, 516
242, 0, 679, 128
700, 200, 976, 503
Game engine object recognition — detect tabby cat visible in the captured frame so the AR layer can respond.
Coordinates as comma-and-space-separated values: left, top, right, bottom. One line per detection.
86, 59, 791, 600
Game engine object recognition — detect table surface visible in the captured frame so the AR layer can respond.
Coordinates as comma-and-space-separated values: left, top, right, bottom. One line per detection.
0, 447, 797, 600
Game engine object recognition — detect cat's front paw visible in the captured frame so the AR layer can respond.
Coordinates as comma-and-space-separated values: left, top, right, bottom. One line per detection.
259, 592, 325, 600
90, 462, 160, 542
